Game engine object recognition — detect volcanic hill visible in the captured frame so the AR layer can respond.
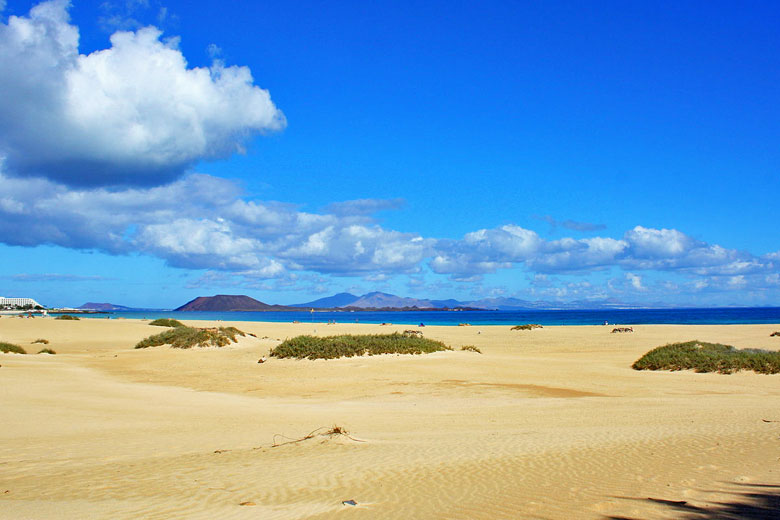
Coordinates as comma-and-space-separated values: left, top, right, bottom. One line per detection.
174, 295, 294, 312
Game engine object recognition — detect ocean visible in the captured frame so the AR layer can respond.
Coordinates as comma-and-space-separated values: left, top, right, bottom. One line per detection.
81, 307, 780, 326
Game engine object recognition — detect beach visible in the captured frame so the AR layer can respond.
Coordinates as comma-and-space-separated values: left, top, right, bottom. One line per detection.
1, 318, 779, 519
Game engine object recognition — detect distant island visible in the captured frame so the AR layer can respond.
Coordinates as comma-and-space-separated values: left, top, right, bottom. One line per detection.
174, 295, 297, 312
87, 292, 671, 314
173, 293, 480, 312
79, 302, 138, 311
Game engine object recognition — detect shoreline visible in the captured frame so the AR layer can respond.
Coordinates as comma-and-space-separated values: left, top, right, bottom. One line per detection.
34, 306, 780, 327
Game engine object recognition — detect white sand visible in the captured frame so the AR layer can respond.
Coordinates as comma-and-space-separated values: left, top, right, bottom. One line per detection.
1, 317, 779, 519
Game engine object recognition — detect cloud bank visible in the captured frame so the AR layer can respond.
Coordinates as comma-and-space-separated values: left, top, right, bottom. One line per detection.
1, 169, 776, 293
0, 0, 285, 186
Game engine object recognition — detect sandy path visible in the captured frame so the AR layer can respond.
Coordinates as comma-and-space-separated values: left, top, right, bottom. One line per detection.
1, 318, 779, 518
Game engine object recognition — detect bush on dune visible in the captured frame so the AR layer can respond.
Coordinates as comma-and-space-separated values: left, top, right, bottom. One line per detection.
632, 340, 780, 374
0, 342, 26, 354
511, 324, 543, 330
148, 318, 186, 328
270, 333, 452, 360
55, 314, 79, 320
37, 348, 56, 354
135, 326, 245, 349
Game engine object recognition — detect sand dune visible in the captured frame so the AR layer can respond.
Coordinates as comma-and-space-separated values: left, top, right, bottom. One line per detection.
1, 318, 779, 518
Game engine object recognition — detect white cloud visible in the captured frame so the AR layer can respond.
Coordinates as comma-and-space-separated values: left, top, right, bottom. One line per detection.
0, 165, 777, 300
626, 273, 644, 290
0, 0, 284, 187
624, 226, 696, 259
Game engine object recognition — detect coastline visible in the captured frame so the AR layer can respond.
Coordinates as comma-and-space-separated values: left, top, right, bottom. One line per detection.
45, 305, 780, 326
1, 319, 779, 518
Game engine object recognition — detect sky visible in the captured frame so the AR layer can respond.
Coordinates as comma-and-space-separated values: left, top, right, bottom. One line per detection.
1, 0, 779, 308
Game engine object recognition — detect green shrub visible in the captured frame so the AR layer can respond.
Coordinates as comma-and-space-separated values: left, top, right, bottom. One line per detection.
55, 314, 79, 320
270, 333, 452, 360
632, 340, 780, 375
37, 348, 56, 355
511, 324, 542, 330
148, 318, 186, 328
31, 338, 49, 344
461, 345, 481, 354
0, 342, 26, 354
135, 326, 245, 349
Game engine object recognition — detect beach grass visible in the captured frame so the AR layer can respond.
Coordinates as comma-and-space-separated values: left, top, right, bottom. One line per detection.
632, 340, 780, 374
0, 342, 27, 354
270, 333, 452, 360
31, 338, 49, 344
148, 318, 186, 328
37, 348, 56, 354
461, 345, 481, 353
511, 324, 543, 330
135, 326, 245, 349
55, 314, 80, 320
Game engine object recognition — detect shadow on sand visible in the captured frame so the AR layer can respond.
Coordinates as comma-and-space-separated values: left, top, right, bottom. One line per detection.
605, 483, 780, 519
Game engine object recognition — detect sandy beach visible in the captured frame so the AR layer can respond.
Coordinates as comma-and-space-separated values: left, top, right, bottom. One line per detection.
1, 318, 779, 519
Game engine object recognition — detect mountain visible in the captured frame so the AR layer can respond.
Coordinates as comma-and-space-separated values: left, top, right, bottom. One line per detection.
345, 292, 438, 309
78, 302, 137, 311
290, 293, 360, 308
174, 295, 294, 312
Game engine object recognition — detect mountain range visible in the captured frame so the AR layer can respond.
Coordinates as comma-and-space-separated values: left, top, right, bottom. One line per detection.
291, 292, 649, 310
83, 292, 659, 313
78, 302, 142, 311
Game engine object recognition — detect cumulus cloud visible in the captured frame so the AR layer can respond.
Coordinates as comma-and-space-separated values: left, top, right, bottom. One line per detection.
0, 0, 284, 187
0, 168, 430, 277
428, 224, 777, 280
0, 160, 776, 298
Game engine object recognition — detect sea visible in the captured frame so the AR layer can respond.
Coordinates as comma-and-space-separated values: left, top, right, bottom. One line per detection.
78, 307, 780, 326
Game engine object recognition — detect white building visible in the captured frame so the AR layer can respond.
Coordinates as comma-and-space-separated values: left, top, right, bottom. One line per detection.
0, 296, 43, 309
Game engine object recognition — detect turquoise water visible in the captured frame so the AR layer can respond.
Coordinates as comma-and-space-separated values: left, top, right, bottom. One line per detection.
79, 307, 780, 326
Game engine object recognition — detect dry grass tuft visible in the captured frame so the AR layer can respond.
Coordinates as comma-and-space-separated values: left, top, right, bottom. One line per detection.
511, 324, 543, 330
0, 342, 26, 354
270, 333, 452, 360
633, 340, 780, 374
135, 326, 245, 349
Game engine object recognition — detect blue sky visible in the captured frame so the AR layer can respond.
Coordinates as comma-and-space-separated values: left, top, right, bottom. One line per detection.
1, 0, 779, 308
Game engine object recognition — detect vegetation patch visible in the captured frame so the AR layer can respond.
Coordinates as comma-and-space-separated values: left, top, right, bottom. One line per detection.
511, 324, 543, 330
148, 318, 186, 328
632, 340, 780, 375
31, 338, 49, 344
55, 314, 80, 320
0, 342, 27, 354
270, 333, 452, 360
461, 345, 481, 354
135, 326, 245, 349
37, 348, 56, 355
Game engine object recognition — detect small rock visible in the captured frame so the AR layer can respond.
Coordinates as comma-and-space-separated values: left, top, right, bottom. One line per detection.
239, 501, 256, 506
